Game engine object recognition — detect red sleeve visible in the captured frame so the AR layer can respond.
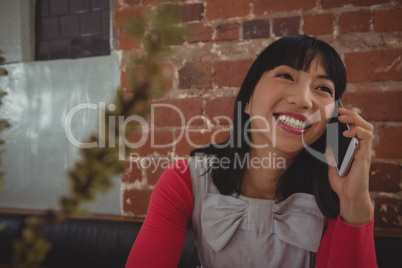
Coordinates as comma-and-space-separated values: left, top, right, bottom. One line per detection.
125, 160, 194, 268
316, 216, 377, 268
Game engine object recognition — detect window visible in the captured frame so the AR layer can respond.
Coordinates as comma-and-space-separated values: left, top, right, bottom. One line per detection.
35, 0, 110, 60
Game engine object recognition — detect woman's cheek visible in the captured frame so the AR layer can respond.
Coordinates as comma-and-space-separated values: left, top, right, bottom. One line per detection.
324, 102, 335, 120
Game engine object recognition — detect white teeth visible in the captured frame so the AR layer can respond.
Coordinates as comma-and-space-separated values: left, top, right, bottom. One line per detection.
277, 115, 307, 130
290, 117, 295, 124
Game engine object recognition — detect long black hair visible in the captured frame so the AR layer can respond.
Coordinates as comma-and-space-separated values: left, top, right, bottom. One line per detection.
191, 35, 347, 218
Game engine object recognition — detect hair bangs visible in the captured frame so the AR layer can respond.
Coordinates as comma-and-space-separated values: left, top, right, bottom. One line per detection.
260, 35, 347, 99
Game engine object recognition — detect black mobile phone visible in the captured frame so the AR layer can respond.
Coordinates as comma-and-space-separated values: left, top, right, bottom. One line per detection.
326, 100, 359, 177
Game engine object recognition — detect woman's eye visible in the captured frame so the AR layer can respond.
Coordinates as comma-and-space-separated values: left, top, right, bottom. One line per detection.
317, 86, 333, 95
277, 73, 294, 81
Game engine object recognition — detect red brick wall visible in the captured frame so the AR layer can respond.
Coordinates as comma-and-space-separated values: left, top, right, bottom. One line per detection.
114, 0, 402, 229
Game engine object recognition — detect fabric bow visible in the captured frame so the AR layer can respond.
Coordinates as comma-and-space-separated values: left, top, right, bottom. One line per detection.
201, 192, 325, 253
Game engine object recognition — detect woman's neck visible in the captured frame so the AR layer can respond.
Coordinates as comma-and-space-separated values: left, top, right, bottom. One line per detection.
242, 147, 299, 200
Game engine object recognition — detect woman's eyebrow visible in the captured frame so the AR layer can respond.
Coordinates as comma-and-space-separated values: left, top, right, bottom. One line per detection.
316, 74, 333, 81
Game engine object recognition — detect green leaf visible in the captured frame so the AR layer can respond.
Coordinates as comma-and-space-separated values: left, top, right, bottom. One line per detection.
125, 18, 146, 39
0, 68, 8, 76
0, 221, 7, 231
0, 120, 11, 132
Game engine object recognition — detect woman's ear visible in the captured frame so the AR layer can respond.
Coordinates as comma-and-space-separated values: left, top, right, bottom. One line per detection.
244, 94, 253, 115
244, 101, 250, 115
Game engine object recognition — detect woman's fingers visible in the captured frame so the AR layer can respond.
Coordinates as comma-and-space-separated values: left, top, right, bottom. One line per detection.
334, 106, 374, 167
338, 107, 374, 132
337, 107, 374, 149
342, 126, 372, 141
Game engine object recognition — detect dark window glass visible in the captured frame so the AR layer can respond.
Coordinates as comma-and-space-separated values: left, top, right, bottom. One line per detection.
35, 0, 110, 61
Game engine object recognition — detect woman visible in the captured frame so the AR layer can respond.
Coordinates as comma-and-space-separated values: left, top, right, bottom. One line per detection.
126, 35, 377, 267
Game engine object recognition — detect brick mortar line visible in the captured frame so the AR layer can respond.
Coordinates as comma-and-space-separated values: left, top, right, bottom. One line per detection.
371, 191, 402, 199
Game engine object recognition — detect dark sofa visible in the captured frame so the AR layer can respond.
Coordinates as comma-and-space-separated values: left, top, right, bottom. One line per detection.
1, 212, 401, 268
0, 213, 200, 268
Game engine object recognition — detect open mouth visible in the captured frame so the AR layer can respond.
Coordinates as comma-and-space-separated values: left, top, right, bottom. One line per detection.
274, 113, 312, 130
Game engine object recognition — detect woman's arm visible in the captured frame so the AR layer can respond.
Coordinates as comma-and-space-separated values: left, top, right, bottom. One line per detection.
316, 216, 377, 268
325, 107, 375, 225
318, 107, 377, 267
125, 160, 194, 267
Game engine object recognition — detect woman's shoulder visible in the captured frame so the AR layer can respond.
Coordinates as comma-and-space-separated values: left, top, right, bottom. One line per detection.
167, 158, 190, 173
160, 156, 210, 183
148, 159, 194, 225
161, 159, 191, 183
140, 159, 194, 234
155, 159, 193, 199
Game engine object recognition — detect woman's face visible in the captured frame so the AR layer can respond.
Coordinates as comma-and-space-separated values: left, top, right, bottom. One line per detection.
244, 56, 335, 154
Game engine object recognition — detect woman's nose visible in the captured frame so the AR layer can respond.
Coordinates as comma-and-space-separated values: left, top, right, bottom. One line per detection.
286, 84, 313, 109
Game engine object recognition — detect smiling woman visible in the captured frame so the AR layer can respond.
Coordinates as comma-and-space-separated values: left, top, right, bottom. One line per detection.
125, 35, 377, 268
244, 58, 336, 155
196, 36, 347, 205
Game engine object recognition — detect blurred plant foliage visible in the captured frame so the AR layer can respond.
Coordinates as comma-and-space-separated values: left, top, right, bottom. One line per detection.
12, 2, 189, 267
0, 51, 10, 191
0, 51, 10, 235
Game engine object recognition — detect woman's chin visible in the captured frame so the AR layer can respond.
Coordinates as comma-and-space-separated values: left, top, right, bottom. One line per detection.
270, 141, 306, 155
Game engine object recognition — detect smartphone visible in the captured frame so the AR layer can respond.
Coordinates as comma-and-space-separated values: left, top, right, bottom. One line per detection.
326, 100, 359, 177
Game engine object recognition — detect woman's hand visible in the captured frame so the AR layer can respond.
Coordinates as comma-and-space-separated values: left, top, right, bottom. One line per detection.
325, 107, 374, 226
